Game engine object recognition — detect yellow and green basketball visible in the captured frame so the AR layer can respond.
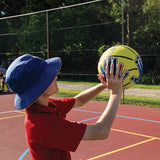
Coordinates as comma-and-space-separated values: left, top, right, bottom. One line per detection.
98, 45, 143, 89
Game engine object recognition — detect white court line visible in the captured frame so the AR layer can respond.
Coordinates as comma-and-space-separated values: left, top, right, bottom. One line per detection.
73, 108, 160, 124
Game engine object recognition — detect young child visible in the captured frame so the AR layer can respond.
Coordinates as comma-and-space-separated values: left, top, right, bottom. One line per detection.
6, 54, 127, 160
0, 65, 11, 92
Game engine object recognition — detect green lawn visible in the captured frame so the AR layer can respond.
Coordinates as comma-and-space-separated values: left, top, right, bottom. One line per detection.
57, 80, 160, 89
56, 81, 160, 108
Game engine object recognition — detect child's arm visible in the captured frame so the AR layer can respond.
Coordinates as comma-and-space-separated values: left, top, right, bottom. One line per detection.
73, 83, 106, 108
82, 91, 122, 140
81, 63, 127, 140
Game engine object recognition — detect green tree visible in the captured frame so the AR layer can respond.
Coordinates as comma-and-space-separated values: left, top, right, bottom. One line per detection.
134, 0, 160, 73
134, 0, 160, 47
0, 0, 26, 16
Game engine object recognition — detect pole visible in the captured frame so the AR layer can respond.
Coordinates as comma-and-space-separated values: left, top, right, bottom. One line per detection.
121, 0, 124, 45
46, 11, 49, 59
121, 0, 125, 104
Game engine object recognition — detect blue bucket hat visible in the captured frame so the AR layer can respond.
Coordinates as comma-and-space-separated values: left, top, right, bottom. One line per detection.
6, 54, 61, 109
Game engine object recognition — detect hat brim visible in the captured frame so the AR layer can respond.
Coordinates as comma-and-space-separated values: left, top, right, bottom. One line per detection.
15, 57, 61, 109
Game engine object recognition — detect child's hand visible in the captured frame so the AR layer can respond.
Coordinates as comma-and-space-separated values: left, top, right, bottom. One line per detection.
98, 63, 127, 94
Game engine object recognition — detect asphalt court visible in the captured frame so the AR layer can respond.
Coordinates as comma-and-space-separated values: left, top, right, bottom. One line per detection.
0, 94, 160, 160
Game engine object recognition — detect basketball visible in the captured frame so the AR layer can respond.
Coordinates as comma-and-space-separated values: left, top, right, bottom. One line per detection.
98, 45, 143, 89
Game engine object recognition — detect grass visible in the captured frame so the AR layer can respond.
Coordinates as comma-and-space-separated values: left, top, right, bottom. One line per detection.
133, 84, 160, 89
57, 80, 160, 89
57, 80, 98, 86
3, 79, 159, 108
55, 88, 160, 108
56, 80, 160, 108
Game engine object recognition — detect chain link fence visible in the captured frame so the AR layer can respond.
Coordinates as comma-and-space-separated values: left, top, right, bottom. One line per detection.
0, 1, 159, 85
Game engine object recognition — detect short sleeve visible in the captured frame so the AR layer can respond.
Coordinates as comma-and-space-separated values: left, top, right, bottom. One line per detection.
49, 98, 75, 117
43, 116, 86, 152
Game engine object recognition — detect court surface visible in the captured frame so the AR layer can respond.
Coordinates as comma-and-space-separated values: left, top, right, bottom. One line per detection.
0, 94, 160, 160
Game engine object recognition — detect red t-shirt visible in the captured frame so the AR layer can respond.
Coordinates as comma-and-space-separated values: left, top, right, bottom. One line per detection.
25, 97, 87, 160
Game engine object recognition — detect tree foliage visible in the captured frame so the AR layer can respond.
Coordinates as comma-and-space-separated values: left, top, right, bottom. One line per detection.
0, 0, 160, 81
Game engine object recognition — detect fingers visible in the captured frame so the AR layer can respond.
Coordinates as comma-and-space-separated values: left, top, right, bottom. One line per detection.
115, 64, 120, 79
97, 74, 106, 82
108, 63, 119, 79
110, 63, 114, 78
105, 64, 109, 80
106, 63, 127, 80
120, 69, 128, 81
98, 63, 128, 84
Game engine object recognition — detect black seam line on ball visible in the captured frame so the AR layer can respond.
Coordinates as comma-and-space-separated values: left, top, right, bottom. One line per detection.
123, 46, 137, 55
110, 55, 133, 61
128, 68, 138, 71
123, 82, 131, 87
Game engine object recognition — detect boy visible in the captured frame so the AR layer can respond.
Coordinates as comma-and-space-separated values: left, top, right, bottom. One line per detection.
6, 54, 127, 160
